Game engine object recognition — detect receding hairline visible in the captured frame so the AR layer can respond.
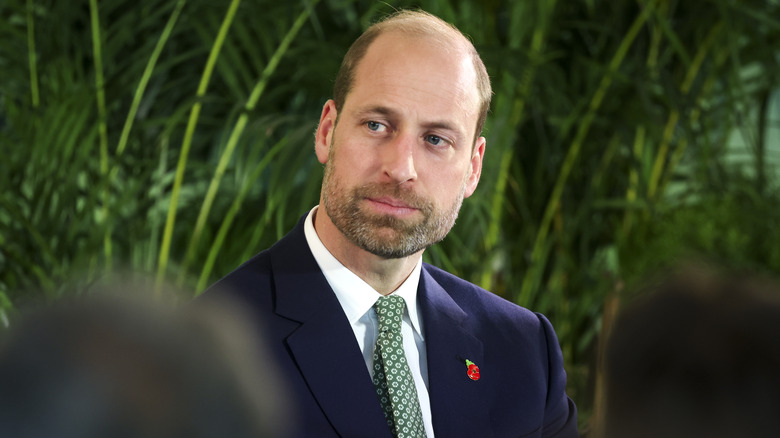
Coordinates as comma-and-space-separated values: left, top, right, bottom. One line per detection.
332, 10, 492, 141
370, 10, 471, 47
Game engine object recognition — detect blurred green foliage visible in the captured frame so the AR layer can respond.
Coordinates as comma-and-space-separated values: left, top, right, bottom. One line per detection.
2, 0, 780, 431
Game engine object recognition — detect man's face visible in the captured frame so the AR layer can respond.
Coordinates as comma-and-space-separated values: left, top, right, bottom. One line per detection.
316, 32, 485, 259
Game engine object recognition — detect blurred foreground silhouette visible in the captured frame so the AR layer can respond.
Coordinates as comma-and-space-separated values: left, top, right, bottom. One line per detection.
602, 267, 780, 438
0, 285, 289, 438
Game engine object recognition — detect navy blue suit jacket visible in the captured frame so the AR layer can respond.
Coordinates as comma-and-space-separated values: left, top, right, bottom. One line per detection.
208, 218, 578, 437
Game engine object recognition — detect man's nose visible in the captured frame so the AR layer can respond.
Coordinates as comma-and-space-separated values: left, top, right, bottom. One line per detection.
382, 133, 418, 184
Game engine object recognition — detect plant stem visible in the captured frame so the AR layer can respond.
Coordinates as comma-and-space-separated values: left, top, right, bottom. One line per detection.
156, 0, 242, 291
622, 125, 646, 238
657, 51, 728, 198
648, 22, 723, 200
195, 137, 288, 293
115, 0, 187, 158
179, 0, 319, 287
26, 0, 39, 108
89, 0, 112, 271
517, 2, 654, 306
478, 1, 557, 290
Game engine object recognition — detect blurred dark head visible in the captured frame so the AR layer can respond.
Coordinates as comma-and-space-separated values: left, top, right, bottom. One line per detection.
0, 293, 289, 438
603, 268, 780, 438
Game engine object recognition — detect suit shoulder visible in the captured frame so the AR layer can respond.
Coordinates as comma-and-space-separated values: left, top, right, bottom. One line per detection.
207, 216, 309, 295
422, 263, 544, 328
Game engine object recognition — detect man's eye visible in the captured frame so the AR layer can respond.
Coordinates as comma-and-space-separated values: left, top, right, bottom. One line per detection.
366, 121, 386, 132
425, 135, 445, 146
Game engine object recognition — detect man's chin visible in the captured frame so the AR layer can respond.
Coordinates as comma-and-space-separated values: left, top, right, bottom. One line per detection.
359, 210, 423, 228
363, 244, 421, 260
353, 229, 425, 259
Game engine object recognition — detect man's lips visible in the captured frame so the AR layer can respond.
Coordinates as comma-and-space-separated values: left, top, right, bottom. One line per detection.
365, 196, 419, 214
370, 196, 415, 209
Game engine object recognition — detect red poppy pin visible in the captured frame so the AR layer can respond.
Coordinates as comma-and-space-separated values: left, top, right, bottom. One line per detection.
465, 359, 480, 381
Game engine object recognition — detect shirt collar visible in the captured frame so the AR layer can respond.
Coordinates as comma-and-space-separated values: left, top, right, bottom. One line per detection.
303, 206, 425, 339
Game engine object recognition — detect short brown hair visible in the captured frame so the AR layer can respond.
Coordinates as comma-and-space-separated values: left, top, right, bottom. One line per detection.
332, 10, 492, 142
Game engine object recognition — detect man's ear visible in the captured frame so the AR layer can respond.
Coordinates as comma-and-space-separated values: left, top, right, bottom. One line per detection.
315, 100, 338, 164
463, 136, 486, 199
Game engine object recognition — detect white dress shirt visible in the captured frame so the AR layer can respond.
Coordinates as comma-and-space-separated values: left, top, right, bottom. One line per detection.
303, 206, 434, 437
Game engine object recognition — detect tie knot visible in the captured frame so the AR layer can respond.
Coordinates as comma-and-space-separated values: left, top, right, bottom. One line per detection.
374, 295, 405, 333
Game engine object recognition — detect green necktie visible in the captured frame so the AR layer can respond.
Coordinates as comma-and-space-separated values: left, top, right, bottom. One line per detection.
372, 295, 427, 438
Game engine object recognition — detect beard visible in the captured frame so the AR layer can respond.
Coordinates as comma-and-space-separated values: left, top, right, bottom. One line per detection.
321, 148, 467, 259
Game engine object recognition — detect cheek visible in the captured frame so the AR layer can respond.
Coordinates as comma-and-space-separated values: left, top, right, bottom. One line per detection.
330, 146, 378, 183
426, 167, 469, 199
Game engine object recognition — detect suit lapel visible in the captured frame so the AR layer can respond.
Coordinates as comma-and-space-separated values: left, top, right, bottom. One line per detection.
271, 223, 392, 438
420, 266, 494, 438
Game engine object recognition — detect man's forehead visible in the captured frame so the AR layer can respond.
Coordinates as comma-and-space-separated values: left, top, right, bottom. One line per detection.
364, 30, 467, 62
348, 32, 481, 121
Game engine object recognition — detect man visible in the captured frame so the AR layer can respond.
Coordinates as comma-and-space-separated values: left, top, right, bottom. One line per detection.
209, 10, 578, 438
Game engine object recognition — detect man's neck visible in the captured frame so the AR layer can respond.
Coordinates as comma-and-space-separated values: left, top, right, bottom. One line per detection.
313, 207, 422, 295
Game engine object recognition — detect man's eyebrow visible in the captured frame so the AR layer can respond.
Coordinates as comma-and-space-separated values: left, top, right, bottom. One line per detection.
353, 105, 398, 119
421, 120, 460, 135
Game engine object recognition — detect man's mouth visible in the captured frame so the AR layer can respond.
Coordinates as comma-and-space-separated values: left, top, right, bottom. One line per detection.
365, 196, 420, 216
370, 196, 415, 209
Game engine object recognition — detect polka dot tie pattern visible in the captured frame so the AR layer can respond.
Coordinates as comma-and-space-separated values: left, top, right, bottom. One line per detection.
372, 295, 427, 438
